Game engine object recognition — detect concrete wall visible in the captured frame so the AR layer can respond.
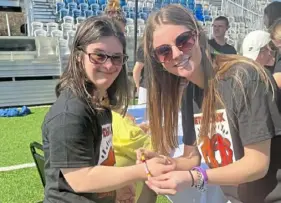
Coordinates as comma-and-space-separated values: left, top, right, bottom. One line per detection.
0, 12, 26, 36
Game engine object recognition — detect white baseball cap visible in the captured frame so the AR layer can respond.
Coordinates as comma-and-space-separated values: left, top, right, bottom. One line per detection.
242, 30, 271, 60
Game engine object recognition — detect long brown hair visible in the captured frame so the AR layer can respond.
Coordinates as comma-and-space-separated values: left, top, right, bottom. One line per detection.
144, 4, 274, 155
56, 16, 130, 115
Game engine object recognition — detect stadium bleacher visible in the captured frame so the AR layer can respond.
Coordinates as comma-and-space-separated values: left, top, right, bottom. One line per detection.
30, 0, 268, 60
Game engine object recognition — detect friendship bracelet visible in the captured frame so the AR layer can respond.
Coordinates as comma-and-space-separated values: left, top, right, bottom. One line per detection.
188, 170, 194, 187
192, 167, 208, 183
191, 167, 207, 192
141, 153, 152, 177
144, 162, 152, 177
192, 169, 205, 192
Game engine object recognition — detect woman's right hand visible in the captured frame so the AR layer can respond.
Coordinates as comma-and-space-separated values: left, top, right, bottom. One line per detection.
145, 156, 176, 177
136, 148, 159, 164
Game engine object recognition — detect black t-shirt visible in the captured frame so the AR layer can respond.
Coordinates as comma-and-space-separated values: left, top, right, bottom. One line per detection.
181, 64, 281, 203
208, 39, 237, 55
136, 45, 146, 88
42, 89, 116, 203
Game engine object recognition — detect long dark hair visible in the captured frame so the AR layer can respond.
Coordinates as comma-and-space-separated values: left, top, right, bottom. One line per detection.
264, 1, 281, 28
56, 16, 130, 115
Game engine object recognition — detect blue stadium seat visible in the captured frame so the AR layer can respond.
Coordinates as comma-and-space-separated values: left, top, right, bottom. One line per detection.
79, 2, 89, 12
155, 0, 162, 4
139, 12, 148, 21
72, 8, 82, 19
120, 0, 127, 7
91, 3, 100, 12
128, 7, 135, 12
122, 5, 129, 13
129, 11, 136, 19
154, 3, 162, 9
180, 0, 186, 5
195, 4, 204, 21
59, 8, 69, 21
64, 0, 74, 7
188, 3, 195, 10
76, 0, 86, 4
96, 10, 104, 16
142, 6, 151, 13
85, 9, 94, 17
56, 2, 65, 14
68, 2, 77, 16
88, 0, 98, 5
101, 4, 107, 11
98, 0, 106, 6
123, 11, 129, 18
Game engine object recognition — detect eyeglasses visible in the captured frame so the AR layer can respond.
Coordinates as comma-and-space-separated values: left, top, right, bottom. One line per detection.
153, 31, 197, 63
85, 52, 128, 66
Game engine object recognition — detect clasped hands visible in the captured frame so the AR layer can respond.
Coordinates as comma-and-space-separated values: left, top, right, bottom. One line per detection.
135, 148, 194, 196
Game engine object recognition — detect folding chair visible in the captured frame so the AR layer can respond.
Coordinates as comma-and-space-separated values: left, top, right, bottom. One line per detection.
30, 142, 45, 187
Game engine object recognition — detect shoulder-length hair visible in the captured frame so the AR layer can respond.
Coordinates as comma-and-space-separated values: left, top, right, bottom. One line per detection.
56, 16, 130, 115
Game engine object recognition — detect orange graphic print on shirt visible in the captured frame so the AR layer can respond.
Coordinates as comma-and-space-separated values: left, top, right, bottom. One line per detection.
99, 123, 116, 166
194, 109, 235, 169
99, 124, 116, 166
97, 123, 116, 199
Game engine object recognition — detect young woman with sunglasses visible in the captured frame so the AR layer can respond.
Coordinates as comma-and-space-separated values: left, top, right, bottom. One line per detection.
42, 16, 175, 203
136, 5, 281, 203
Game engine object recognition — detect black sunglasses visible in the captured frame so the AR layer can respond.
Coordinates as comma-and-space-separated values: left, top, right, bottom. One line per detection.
85, 51, 128, 66
154, 31, 197, 63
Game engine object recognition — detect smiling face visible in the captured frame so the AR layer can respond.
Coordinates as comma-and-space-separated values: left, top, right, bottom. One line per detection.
152, 24, 202, 81
83, 36, 125, 92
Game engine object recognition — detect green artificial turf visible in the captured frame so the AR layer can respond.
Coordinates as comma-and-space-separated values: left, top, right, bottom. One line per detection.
0, 107, 49, 167
0, 167, 44, 203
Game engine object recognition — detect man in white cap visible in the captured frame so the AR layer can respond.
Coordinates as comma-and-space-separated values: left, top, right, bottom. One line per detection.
242, 30, 275, 67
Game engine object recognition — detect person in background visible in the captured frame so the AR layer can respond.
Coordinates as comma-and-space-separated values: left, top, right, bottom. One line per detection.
133, 41, 147, 104
137, 4, 281, 203
104, 0, 126, 33
263, 1, 281, 84
263, 1, 281, 30
242, 30, 275, 67
41, 16, 175, 203
208, 16, 237, 54
270, 18, 281, 89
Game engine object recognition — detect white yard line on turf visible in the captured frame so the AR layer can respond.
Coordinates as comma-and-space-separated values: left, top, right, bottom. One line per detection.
0, 163, 35, 172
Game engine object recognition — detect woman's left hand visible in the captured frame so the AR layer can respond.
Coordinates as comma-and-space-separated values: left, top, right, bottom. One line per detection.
145, 171, 193, 195
115, 184, 135, 203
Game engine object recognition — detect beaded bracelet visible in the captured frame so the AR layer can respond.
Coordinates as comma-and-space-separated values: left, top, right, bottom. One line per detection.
141, 153, 152, 177
191, 167, 208, 192
192, 169, 205, 192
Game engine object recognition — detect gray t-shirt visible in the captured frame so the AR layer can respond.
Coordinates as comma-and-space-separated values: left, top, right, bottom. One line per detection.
181, 63, 281, 203
42, 89, 116, 203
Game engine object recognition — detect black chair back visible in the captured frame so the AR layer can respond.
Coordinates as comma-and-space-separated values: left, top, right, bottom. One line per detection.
30, 142, 45, 187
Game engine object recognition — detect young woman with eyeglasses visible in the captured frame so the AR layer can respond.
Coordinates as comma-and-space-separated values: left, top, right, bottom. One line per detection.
42, 16, 175, 203
136, 5, 281, 203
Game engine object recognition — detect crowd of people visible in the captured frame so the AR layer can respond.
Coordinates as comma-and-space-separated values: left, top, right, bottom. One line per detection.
41, 1, 281, 203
